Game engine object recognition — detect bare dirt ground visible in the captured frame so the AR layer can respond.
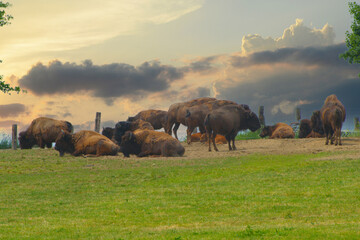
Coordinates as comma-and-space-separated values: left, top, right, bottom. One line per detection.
176, 137, 360, 160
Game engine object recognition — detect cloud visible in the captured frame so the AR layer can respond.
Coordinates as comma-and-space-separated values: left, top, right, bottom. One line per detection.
271, 100, 312, 115
241, 19, 335, 54
0, 104, 27, 118
0, 120, 21, 128
18, 60, 184, 103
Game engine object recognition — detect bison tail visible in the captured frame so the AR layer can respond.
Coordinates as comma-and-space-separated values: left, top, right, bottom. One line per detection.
334, 108, 343, 126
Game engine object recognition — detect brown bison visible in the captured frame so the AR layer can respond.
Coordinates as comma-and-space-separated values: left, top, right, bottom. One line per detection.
205, 104, 261, 151
113, 119, 154, 145
120, 129, 185, 157
102, 127, 115, 141
320, 94, 345, 145
55, 130, 120, 157
19, 117, 73, 149
184, 100, 239, 144
310, 110, 325, 136
259, 123, 295, 139
165, 97, 216, 139
299, 116, 325, 138
127, 109, 167, 130
298, 119, 312, 138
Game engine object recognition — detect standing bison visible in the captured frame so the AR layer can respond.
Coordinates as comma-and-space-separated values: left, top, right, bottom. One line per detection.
259, 123, 295, 139
320, 94, 346, 145
127, 109, 168, 130
204, 104, 261, 151
55, 130, 119, 157
120, 129, 185, 157
19, 117, 73, 149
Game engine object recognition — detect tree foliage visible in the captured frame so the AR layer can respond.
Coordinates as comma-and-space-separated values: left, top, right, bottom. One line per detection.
0, 1, 21, 94
340, 2, 360, 65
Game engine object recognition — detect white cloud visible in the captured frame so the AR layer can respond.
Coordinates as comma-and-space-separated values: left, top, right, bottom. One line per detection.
242, 19, 335, 54
271, 100, 312, 115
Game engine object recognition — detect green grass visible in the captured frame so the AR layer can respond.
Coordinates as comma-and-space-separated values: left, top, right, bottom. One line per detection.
0, 149, 360, 239
0, 133, 12, 149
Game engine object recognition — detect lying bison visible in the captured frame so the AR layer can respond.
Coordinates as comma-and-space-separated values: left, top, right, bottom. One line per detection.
120, 129, 185, 157
299, 117, 325, 138
205, 104, 261, 151
127, 109, 167, 130
55, 130, 119, 157
320, 94, 346, 145
190, 133, 227, 144
298, 119, 312, 138
259, 123, 295, 139
19, 117, 73, 149
102, 127, 115, 141
113, 119, 154, 145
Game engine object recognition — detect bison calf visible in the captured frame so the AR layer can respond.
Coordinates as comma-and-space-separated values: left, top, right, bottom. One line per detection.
55, 130, 119, 157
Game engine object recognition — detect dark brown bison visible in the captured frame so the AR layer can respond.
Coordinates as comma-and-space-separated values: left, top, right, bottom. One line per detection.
19, 117, 73, 149
259, 123, 295, 139
55, 130, 119, 157
298, 119, 312, 138
120, 129, 185, 157
184, 100, 239, 144
204, 104, 261, 151
102, 127, 115, 141
310, 110, 325, 136
165, 97, 216, 139
320, 94, 345, 145
127, 109, 167, 130
113, 119, 154, 145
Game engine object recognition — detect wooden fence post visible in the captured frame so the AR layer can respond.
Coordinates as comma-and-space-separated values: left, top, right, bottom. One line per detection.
95, 112, 101, 133
12, 124, 17, 150
295, 107, 301, 122
355, 117, 360, 131
258, 106, 265, 126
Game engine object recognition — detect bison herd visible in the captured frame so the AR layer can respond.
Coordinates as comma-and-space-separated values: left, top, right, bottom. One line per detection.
18, 94, 346, 157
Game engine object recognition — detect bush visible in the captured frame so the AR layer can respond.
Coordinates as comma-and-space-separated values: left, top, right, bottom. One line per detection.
0, 133, 12, 149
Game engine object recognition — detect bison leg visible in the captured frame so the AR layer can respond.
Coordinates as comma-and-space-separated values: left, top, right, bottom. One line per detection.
207, 131, 212, 152
186, 127, 194, 145
225, 135, 232, 151
212, 134, 219, 152
173, 123, 180, 140
232, 137, 236, 150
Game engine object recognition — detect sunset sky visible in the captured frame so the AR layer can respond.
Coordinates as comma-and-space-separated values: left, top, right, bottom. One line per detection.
0, 0, 359, 138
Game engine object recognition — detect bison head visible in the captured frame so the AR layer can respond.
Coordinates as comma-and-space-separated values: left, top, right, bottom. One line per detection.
54, 131, 74, 157
259, 126, 272, 138
114, 121, 132, 144
102, 127, 115, 140
299, 119, 312, 138
18, 131, 36, 149
246, 111, 261, 132
119, 131, 141, 157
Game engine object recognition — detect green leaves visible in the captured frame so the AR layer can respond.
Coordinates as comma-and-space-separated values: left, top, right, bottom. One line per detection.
340, 2, 360, 67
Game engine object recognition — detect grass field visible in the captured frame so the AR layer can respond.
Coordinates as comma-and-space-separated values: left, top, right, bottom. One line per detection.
1, 148, 360, 239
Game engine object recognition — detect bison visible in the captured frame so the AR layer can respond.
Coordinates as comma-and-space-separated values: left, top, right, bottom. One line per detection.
184, 100, 239, 144
259, 123, 295, 139
205, 104, 261, 151
19, 117, 73, 149
310, 110, 325, 136
120, 129, 185, 157
127, 109, 168, 130
55, 130, 120, 157
113, 119, 154, 145
298, 119, 312, 138
320, 94, 346, 146
102, 127, 115, 141
165, 97, 216, 139
190, 132, 227, 144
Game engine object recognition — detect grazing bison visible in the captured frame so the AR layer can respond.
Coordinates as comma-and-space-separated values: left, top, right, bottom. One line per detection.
127, 109, 168, 130
120, 129, 185, 157
259, 123, 295, 139
320, 94, 346, 146
165, 97, 216, 139
205, 104, 261, 151
55, 130, 119, 157
19, 117, 73, 149
185, 100, 239, 144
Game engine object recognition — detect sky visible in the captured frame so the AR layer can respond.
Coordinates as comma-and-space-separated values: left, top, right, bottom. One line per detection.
0, 0, 359, 138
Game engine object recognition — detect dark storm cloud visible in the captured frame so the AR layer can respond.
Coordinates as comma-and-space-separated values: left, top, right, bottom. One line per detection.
230, 43, 349, 68
217, 43, 360, 128
18, 60, 184, 100
182, 56, 220, 73
0, 104, 26, 118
